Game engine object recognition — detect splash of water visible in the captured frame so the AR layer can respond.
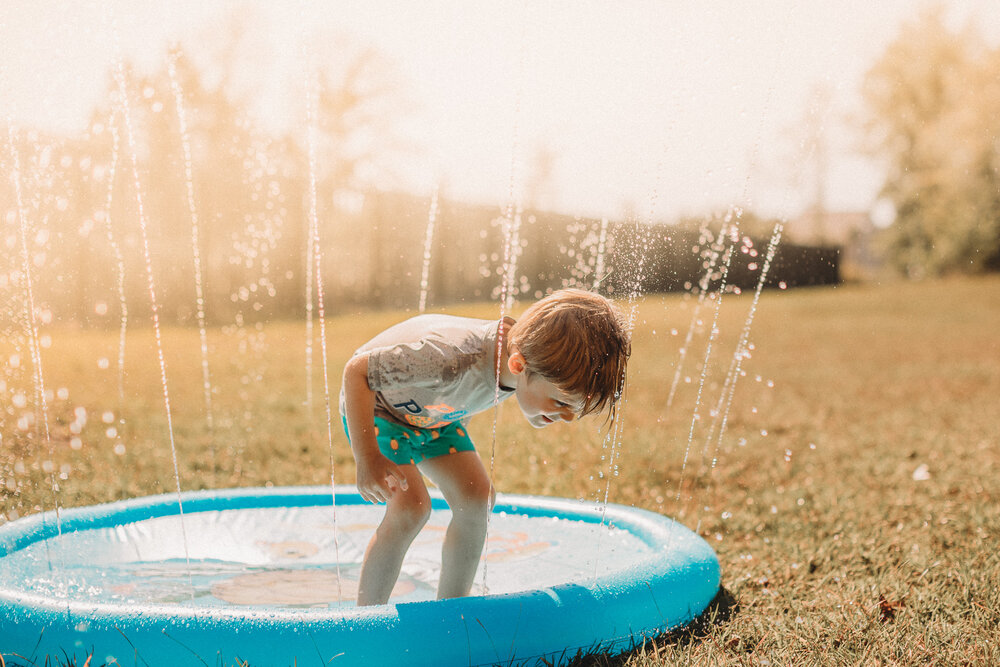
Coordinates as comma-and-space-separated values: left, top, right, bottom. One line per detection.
306, 67, 343, 602
112, 53, 194, 595
167, 48, 215, 439
417, 186, 439, 313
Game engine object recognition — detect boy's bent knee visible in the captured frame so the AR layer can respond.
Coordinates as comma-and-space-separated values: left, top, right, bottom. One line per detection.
384, 488, 432, 531
452, 477, 493, 516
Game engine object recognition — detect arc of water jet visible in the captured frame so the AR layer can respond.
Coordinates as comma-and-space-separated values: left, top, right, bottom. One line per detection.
663, 222, 730, 416
505, 205, 524, 311
167, 48, 215, 440
591, 217, 610, 292
593, 199, 658, 573
111, 52, 194, 598
418, 186, 440, 313
663, 7, 796, 534
673, 215, 741, 509
693, 9, 807, 513
303, 113, 316, 415
485, 1, 529, 594
99, 111, 131, 495
6, 122, 62, 556
706, 222, 784, 470
486, 201, 522, 595
4, 132, 70, 620
601, 157, 662, 494
305, 66, 343, 603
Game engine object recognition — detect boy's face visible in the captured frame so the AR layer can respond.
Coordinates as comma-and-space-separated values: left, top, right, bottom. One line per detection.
513, 373, 584, 429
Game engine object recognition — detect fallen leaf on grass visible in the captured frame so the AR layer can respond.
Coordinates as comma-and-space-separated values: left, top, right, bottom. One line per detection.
877, 594, 905, 622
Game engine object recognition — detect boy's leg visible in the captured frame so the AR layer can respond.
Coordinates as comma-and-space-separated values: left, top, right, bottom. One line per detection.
357, 463, 431, 606
418, 451, 494, 599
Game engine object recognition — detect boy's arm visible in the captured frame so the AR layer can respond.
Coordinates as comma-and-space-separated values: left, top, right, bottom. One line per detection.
343, 352, 409, 503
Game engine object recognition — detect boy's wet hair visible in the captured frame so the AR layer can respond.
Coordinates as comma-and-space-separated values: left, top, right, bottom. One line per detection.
508, 289, 631, 421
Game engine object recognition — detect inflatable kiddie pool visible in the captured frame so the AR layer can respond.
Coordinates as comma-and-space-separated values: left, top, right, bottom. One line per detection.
0, 486, 719, 666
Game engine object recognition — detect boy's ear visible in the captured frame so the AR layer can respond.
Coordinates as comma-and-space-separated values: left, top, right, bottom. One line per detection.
508, 350, 527, 375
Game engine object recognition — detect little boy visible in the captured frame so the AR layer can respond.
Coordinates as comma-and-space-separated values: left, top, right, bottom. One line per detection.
340, 288, 630, 605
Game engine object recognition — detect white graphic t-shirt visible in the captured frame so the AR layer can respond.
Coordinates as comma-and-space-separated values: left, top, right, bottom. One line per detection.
340, 315, 515, 429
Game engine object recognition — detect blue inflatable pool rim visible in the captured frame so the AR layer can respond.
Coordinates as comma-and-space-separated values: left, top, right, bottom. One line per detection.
0, 486, 720, 667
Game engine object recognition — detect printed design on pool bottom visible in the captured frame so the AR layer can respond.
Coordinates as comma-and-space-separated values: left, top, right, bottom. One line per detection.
0, 486, 720, 667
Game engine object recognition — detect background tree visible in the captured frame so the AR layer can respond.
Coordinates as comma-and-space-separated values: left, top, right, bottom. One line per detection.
73, 13, 410, 324
862, 9, 1000, 277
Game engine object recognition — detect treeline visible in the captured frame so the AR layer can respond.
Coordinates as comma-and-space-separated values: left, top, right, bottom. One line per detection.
0, 38, 842, 335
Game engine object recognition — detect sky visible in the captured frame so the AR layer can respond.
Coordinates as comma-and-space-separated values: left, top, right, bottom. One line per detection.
2, 1, 999, 224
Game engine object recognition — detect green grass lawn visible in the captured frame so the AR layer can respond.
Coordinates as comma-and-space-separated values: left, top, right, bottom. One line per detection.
3, 276, 999, 665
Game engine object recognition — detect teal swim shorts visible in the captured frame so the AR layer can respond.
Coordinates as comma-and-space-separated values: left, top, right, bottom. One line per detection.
342, 416, 476, 465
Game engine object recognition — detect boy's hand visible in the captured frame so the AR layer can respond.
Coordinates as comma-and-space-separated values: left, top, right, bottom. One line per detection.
356, 453, 409, 504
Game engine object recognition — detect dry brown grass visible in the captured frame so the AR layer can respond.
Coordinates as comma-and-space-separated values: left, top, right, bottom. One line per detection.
2, 276, 999, 665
